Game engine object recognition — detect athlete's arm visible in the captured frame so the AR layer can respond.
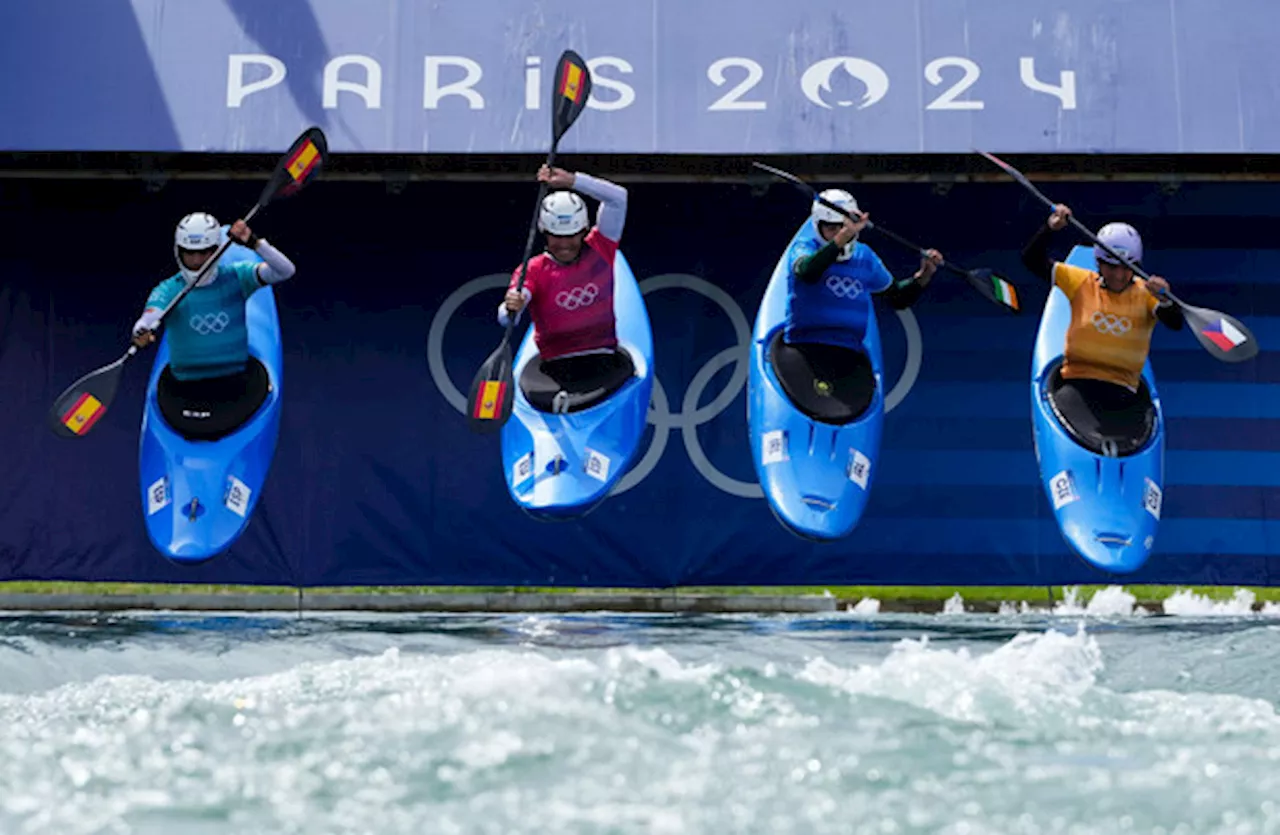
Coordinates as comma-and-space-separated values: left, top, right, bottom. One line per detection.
1021, 222, 1056, 283
880, 276, 926, 310
1155, 302, 1185, 330
572, 172, 628, 242
252, 239, 297, 285
792, 242, 842, 284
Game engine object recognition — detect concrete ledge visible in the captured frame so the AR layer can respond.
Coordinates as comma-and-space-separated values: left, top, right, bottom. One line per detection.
0, 592, 839, 614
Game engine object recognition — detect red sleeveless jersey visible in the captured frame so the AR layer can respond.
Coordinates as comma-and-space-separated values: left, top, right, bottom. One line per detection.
509, 228, 619, 360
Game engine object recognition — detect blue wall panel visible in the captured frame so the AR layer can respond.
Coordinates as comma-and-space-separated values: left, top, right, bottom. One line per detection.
1, 177, 1277, 586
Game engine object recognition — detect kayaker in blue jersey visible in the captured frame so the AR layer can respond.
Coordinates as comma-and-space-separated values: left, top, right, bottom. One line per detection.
776, 189, 942, 419
130, 212, 296, 439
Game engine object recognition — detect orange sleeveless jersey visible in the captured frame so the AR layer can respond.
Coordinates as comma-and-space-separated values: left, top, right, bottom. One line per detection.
1054, 262, 1161, 392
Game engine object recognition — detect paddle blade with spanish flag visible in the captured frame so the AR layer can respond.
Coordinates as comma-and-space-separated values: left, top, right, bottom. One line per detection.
466, 338, 515, 434
48, 353, 127, 439
550, 50, 592, 144
261, 126, 329, 204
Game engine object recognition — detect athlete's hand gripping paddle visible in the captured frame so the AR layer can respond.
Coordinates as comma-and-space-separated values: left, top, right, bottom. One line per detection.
466, 50, 593, 434
750, 162, 1022, 314
977, 149, 1259, 363
49, 126, 329, 438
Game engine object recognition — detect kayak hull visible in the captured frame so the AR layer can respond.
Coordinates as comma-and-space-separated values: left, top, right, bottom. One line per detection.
1031, 245, 1164, 573
500, 251, 654, 521
748, 228, 885, 541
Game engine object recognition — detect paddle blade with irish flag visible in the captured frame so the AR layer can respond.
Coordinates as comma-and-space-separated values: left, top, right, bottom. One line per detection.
550, 50, 592, 143
261, 126, 329, 204
1184, 304, 1259, 363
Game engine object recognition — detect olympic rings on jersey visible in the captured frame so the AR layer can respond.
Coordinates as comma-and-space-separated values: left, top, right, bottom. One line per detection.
825, 275, 863, 299
426, 272, 924, 499
1091, 311, 1132, 335
555, 283, 599, 310
189, 312, 230, 335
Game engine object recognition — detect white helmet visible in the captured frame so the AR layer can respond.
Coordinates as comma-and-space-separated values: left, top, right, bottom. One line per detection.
811, 189, 860, 261
174, 212, 222, 284
538, 191, 589, 236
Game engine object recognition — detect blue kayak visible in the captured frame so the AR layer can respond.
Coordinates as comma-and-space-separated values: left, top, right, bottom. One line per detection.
138, 236, 283, 563
1031, 244, 1165, 573
748, 225, 885, 541
501, 250, 654, 520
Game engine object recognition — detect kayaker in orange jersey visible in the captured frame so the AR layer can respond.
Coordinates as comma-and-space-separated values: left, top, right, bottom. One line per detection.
1022, 203, 1185, 448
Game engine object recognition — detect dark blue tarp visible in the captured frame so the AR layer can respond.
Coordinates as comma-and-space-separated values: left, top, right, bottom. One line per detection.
1, 176, 1277, 586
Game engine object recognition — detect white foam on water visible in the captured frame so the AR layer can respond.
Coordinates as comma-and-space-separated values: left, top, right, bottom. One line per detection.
3, 620, 1280, 834
846, 597, 881, 615
941, 593, 966, 615
1051, 585, 1146, 617
1162, 588, 1258, 617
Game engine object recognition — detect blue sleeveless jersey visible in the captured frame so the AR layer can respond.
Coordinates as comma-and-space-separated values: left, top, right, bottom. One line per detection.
145, 262, 263, 380
783, 221, 894, 349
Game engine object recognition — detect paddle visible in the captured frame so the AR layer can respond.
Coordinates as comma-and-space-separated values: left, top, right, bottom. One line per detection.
49, 126, 329, 438
466, 50, 594, 434
750, 162, 1021, 314
976, 149, 1259, 363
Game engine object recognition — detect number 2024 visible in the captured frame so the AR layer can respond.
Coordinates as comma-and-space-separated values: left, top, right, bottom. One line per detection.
706, 56, 1076, 111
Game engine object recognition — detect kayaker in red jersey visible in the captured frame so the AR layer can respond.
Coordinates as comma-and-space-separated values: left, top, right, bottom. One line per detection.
498, 164, 631, 408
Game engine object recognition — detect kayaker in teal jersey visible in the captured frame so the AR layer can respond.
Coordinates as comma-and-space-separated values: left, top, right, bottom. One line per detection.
131, 212, 296, 438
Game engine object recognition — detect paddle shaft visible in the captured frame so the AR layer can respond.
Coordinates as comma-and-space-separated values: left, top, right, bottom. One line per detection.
808, 189, 969, 280
504, 146, 562, 341
976, 152, 1188, 302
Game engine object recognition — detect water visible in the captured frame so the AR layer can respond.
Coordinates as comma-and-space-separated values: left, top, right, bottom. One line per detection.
2, 591, 1280, 834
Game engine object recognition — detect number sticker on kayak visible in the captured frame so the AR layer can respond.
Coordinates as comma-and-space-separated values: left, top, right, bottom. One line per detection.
1143, 478, 1162, 520
1049, 469, 1079, 510
762, 430, 787, 465
146, 477, 170, 516
585, 449, 611, 482
225, 475, 252, 518
512, 452, 534, 486
848, 449, 871, 489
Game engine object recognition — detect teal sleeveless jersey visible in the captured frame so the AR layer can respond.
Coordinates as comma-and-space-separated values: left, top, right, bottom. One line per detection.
145, 262, 263, 381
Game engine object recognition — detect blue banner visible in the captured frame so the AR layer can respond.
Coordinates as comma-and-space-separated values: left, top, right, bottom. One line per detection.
3, 0, 1278, 154
1, 177, 1278, 587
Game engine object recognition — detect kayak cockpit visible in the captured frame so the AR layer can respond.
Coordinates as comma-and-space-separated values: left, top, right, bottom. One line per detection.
1044, 364, 1156, 458
519, 348, 636, 414
768, 332, 875, 425
156, 357, 271, 442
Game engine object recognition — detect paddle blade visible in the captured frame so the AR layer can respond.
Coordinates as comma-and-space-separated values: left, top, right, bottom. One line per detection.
550, 51, 592, 144
48, 354, 128, 438
1181, 304, 1259, 363
961, 267, 1021, 313
260, 126, 329, 205
467, 339, 515, 434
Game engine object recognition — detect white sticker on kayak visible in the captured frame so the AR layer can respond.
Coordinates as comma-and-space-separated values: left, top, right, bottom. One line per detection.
585, 449, 611, 482
1143, 478, 1162, 520
848, 449, 871, 490
512, 452, 534, 485
146, 477, 170, 516
1049, 469, 1079, 510
762, 430, 787, 465
225, 476, 252, 518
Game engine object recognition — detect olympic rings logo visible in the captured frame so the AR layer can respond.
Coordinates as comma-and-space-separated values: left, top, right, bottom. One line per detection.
825, 275, 863, 299
189, 312, 230, 335
427, 273, 922, 499
556, 283, 599, 310
1091, 311, 1131, 335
